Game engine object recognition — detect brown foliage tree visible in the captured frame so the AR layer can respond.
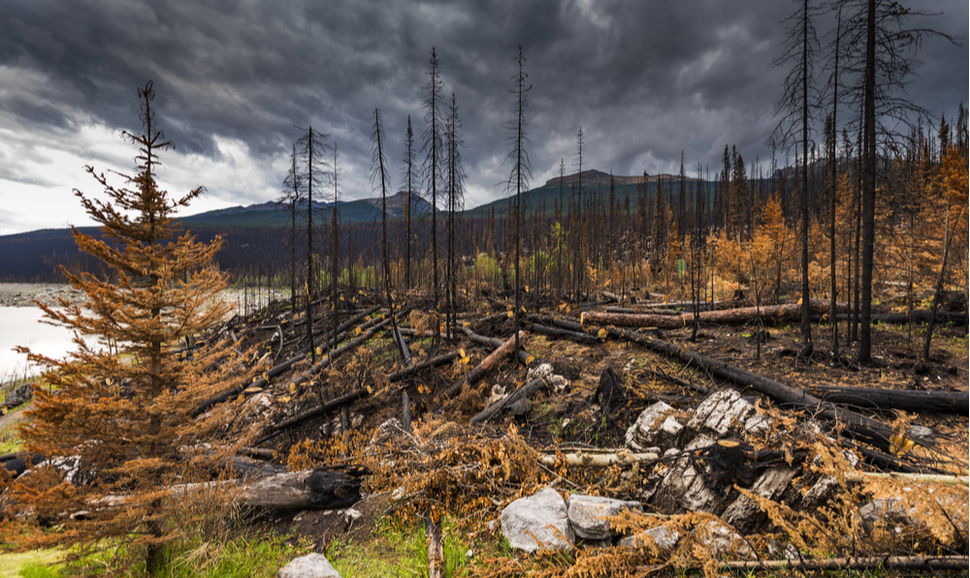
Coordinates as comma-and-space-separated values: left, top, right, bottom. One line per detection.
12, 81, 253, 572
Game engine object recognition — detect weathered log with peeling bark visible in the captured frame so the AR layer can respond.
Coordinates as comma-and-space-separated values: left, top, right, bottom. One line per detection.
123, 468, 369, 513
582, 300, 849, 329
811, 385, 968, 414
440, 331, 526, 400
538, 450, 660, 467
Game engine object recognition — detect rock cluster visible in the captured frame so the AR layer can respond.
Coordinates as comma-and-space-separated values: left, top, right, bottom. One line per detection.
500, 486, 642, 551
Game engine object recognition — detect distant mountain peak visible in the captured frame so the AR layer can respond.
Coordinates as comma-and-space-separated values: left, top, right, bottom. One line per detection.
544, 169, 698, 187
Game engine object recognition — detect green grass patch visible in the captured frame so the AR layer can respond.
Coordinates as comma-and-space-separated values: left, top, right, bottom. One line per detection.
0, 549, 65, 578
326, 517, 493, 577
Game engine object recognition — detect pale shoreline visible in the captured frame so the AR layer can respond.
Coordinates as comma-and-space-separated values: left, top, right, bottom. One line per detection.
0, 283, 83, 308
0, 282, 289, 313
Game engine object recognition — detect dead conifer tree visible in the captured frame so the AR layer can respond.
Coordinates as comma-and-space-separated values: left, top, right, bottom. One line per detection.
295, 126, 331, 363
421, 47, 445, 306
504, 46, 532, 364
444, 93, 466, 339
401, 115, 420, 290
13, 81, 255, 572
279, 144, 304, 309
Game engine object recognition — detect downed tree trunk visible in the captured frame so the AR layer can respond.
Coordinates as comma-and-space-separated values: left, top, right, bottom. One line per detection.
460, 326, 532, 365
543, 315, 926, 456
717, 555, 969, 572
470, 373, 546, 425
387, 351, 460, 382
425, 510, 444, 578
440, 331, 526, 400
811, 310, 968, 325
811, 385, 968, 414
538, 450, 660, 467
164, 468, 367, 512
256, 387, 370, 444
289, 314, 398, 396
582, 300, 848, 329
521, 322, 599, 344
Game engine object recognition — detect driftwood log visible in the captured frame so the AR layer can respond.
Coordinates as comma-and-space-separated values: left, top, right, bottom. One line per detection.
582, 300, 848, 329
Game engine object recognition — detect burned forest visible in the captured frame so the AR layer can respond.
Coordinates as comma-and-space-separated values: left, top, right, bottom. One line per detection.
1, 21, 968, 578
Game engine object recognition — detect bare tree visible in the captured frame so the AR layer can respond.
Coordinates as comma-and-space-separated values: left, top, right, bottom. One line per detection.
770, 0, 823, 355
504, 46, 532, 364
295, 126, 331, 363
279, 144, 303, 310
445, 93, 466, 339
837, 0, 955, 361
401, 115, 419, 290
421, 47, 445, 306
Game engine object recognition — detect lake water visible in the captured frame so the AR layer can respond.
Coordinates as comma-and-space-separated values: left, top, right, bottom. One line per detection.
0, 306, 88, 381
0, 285, 289, 381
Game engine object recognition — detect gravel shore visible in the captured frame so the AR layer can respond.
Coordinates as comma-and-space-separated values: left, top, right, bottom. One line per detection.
0, 282, 289, 314
0, 283, 84, 308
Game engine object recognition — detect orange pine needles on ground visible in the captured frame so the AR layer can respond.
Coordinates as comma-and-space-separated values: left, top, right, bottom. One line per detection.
10, 81, 256, 572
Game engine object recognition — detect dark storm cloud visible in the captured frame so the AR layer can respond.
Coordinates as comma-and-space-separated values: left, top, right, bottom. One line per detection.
0, 0, 966, 214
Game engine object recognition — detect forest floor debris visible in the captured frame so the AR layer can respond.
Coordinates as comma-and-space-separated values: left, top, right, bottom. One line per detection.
3, 287, 968, 576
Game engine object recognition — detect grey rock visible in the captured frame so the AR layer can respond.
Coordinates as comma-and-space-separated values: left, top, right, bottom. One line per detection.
696, 520, 754, 559
501, 487, 575, 552
687, 390, 769, 438
277, 553, 341, 578
566, 494, 642, 540
626, 401, 683, 452
650, 435, 726, 514
722, 466, 798, 533
618, 524, 681, 551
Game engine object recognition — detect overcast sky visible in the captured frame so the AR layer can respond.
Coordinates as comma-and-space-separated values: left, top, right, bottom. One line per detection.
0, 0, 965, 236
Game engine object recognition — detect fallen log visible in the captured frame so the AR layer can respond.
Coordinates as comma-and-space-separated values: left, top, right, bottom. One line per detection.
716, 555, 969, 572
387, 351, 461, 382
256, 387, 371, 444
582, 300, 849, 329
440, 331, 526, 400
459, 326, 532, 366
811, 310, 968, 325
164, 468, 367, 512
538, 450, 660, 468
425, 511, 444, 578
810, 385, 968, 414
470, 373, 546, 425
521, 322, 600, 344
289, 314, 397, 396
544, 315, 927, 457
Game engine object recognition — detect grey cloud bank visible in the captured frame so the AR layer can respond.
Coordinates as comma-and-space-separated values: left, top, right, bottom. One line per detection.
0, 0, 965, 235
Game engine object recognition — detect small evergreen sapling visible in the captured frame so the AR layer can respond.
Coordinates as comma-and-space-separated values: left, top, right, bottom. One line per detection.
13, 81, 257, 572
